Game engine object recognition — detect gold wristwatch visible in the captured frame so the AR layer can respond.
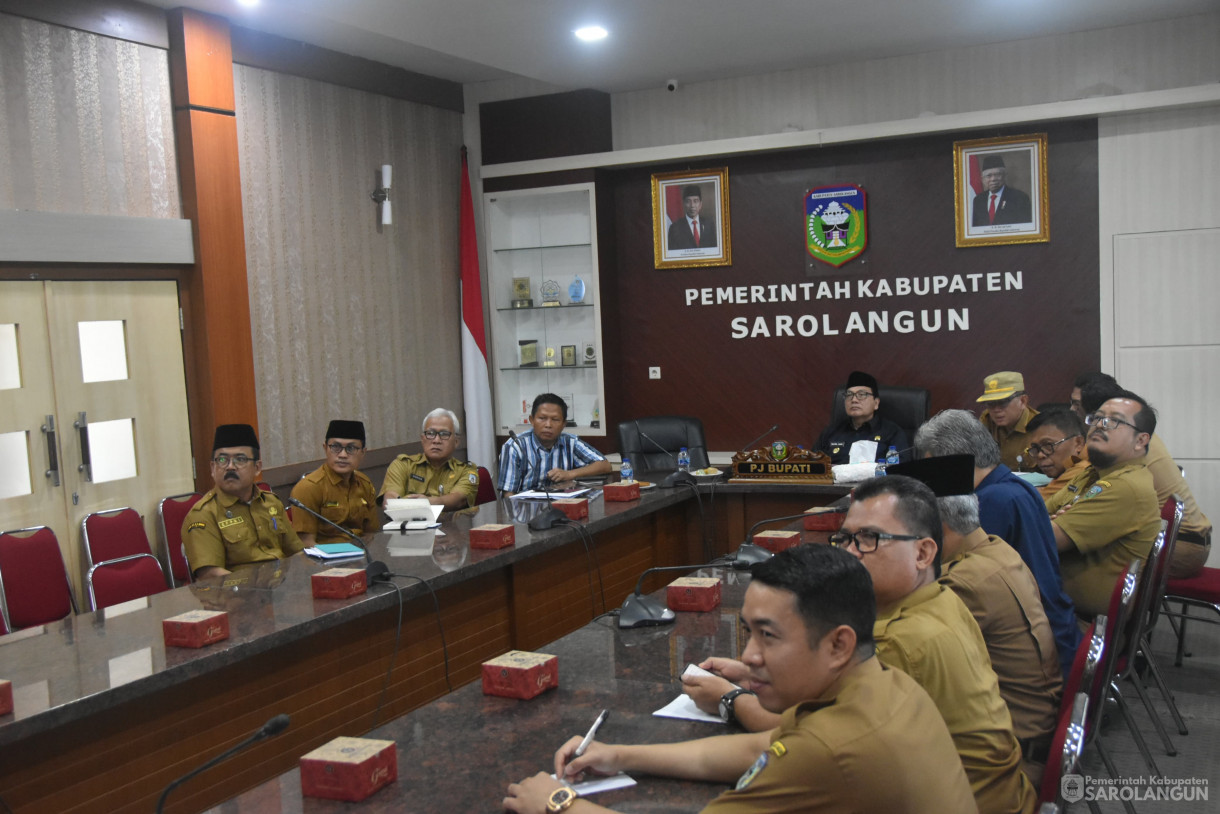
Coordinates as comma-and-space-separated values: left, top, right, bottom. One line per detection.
547, 785, 579, 812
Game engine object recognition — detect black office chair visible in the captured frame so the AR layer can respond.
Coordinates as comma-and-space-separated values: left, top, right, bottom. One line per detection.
617, 416, 711, 472
826, 385, 931, 448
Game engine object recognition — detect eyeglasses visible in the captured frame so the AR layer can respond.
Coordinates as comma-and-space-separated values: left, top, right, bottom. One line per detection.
212, 454, 254, 468
844, 389, 876, 401
422, 429, 454, 440
1024, 435, 1080, 458
828, 529, 923, 553
327, 442, 364, 455
1085, 413, 1139, 432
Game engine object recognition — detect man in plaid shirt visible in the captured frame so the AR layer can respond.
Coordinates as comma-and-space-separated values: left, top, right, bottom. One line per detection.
497, 393, 610, 495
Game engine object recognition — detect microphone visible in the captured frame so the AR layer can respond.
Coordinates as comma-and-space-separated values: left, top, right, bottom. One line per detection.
740, 423, 780, 453
618, 561, 737, 628
635, 424, 696, 488
155, 714, 290, 813
287, 497, 390, 583
507, 430, 567, 531
731, 511, 816, 567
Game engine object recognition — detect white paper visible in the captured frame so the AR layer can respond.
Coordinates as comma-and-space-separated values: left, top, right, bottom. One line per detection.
304, 546, 365, 560
848, 439, 878, 464
511, 488, 593, 501
652, 664, 734, 723
549, 773, 637, 795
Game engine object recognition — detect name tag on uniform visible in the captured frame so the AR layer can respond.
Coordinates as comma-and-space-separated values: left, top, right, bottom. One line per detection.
323, 501, 341, 508
218, 516, 245, 529
410, 474, 425, 482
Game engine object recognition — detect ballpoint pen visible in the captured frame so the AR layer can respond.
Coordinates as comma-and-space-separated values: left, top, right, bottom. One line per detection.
573, 709, 609, 758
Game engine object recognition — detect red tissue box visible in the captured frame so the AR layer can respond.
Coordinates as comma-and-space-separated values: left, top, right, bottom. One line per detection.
470, 523, 516, 549
603, 481, 640, 502
162, 610, 230, 649
666, 577, 722, 612
482, 650, 558, 699
753, 529, 801, 553
803, 507, 845, 531
311, 567, 368, 599
553, 498, 589, 520
300, 736, 397, 802
0, 679, 12, 715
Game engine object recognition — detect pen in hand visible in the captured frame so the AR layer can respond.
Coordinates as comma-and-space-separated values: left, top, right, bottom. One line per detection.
573, 709, 609, 758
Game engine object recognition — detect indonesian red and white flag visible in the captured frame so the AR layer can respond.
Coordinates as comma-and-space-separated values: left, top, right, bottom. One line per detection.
460, 148, 495, 475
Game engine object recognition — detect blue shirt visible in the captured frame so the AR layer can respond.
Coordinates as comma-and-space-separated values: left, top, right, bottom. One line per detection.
496, 431, 606, 493
977, 464, 1081, 678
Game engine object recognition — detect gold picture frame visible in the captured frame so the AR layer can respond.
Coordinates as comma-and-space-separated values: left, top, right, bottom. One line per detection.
953, 133, 1049, 248
652, 167, 732, 269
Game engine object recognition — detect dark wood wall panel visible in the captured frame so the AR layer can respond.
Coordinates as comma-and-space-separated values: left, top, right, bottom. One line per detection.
481, 90, 612, 165
593, 120, 1100, 451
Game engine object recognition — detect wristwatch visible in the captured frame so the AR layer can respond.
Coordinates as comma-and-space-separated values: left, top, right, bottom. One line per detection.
719, 688, 757, 724
547, 785, 579, 812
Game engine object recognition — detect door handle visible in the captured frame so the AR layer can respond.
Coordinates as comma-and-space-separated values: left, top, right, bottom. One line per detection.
41, 414, 60, 487
74, 411, 92, 483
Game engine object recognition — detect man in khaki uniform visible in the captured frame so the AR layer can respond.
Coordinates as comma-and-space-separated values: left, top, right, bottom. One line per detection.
683, 476, 1036, 814
290, 420, 379, 545
977, 371, 1038, 471
183, 424, 303, 580
379, 408, 479, 510
505, 545, 977, 814
890, 455, 1062, 787
1024, 410, 1088, 499
1047, 393, 1160, 617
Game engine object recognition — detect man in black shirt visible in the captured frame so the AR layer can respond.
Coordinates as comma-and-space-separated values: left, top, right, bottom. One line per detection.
816, 371, 908, 465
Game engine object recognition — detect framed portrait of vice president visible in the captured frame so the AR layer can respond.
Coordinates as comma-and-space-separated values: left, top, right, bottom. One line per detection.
954, 133, 1049, 248
652, 167, 732, 269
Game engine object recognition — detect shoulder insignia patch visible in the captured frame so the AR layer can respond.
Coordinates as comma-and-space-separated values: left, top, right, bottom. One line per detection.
468, 473, 478, 484
735, 751, 769, 791
1096, 480, 1112, 489
218, 516, 245, 529
1081, 484, 1105, 500
187, 522, 206, 532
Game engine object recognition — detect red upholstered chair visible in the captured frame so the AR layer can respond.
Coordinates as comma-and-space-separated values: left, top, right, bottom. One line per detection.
0, 526, 78, 631
475, 466, 497, 506
86, 553, 169, 611
158, 492, 202, 587
1038, 693, 1089, 810
1161, 495, 1220, 666
81, 507, 155, 568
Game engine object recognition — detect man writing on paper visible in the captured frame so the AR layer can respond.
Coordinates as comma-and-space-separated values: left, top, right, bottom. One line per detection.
183, 423, 303, 579
497, 393, 610, 495
290, 420, 379, 546
815, 370, 908, 465
379, 408, 480, 509
504, 544, 976, 814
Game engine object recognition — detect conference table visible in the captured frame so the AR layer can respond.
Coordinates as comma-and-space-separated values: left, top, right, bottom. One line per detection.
0, 475, 848, 814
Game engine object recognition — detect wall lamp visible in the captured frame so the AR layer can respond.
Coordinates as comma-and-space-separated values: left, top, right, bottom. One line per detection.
371, 164, 392, 225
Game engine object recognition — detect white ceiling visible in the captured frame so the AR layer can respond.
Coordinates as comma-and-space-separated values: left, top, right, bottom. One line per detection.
139, 0, 1217, 93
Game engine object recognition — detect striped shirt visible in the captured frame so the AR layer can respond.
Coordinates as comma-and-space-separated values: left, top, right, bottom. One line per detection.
496, 431, 606, 492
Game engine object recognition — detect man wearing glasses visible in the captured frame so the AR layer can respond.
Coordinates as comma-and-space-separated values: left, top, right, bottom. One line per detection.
976, 371, 1038, 471
290, 420, 379, 545
815, 370, 908, 465
182, 423, 303, 580
1046, 393, 1161, 617
1023, 410, 1088, 499
378, 408, 480, 509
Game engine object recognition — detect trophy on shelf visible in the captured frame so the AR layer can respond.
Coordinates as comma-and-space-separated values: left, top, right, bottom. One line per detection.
561, 393, 577, 427
511, 277, 533, 309
568, 275, 586, 304
540, 279, 562, 307
561, 345, 577, 367
591, 398, 600, 429
582, 341, 597, 366
543, 346, 558, 367
519, 339, 539, 367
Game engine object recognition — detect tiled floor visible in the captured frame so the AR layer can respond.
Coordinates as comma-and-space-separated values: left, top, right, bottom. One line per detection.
1075, 610, 1220, 813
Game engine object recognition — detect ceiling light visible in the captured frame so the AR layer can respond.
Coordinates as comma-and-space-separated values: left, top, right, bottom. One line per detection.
236, 0, 260, 7
574, 26, 608, 42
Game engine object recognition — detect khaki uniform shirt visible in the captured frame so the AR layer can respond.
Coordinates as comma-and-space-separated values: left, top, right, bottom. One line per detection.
1037, 456, 1089, 500
289, 465, 379, 542
939, 530, 1062, 744
182, 486, 303, 574
981, 407, 1038, 472
875, 583, 1036, 814
703, 658, 978, 814
378, 453, 479, 507
1046, 460, 1159, 617
1143, 434, 1211, 537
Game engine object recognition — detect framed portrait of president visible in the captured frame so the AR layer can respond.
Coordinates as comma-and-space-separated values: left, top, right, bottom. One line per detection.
953, 133, 1049, 247
652, 167, 732, 269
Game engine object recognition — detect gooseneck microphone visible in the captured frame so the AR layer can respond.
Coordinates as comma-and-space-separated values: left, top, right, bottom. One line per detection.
507, 430, 568, 531
619, 561, 733, 628
635, 424, 696, 488
730, 511, 816, 567
155, 714, 290, 813
287, 497, 390, 583
740, 423, 780, 453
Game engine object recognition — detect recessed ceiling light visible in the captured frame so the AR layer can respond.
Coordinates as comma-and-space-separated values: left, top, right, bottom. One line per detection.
237, 0, 260, 7
574, 26, 608, 42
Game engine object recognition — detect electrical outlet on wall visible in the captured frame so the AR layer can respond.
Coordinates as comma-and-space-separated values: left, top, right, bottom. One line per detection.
648, 367, 661, 379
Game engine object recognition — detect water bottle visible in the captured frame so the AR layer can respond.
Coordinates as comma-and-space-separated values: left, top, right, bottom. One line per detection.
620, 457, 634, 482
886, 446, 900, 466
677, 447, 690, 472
